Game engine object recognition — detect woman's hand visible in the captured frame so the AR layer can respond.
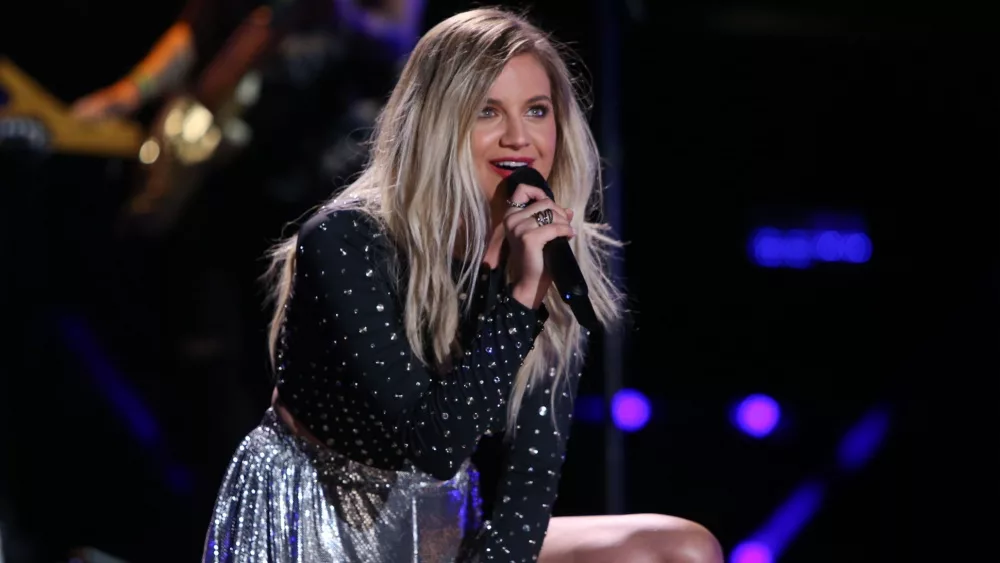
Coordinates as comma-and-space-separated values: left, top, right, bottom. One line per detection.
503, 183, 575, 309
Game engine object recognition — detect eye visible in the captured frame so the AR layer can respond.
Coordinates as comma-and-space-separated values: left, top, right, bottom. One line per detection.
527, 104, 550, 118
479, 106, 498, 118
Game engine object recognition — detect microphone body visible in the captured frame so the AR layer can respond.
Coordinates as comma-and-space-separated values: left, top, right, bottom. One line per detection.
504, 167, 599, 331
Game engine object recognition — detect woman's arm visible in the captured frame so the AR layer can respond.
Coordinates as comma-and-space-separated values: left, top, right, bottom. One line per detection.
480, 369, 580, 561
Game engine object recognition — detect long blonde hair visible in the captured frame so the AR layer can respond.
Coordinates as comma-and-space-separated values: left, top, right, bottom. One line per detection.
264, 7, 624, 433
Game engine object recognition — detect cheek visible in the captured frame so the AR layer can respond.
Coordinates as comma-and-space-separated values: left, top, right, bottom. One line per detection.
470, 126, 490, 161
471, 129, 496, 198
535, 123, 558, 175
544, 125, 557, 155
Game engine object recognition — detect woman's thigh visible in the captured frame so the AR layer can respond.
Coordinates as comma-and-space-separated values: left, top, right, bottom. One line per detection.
539, 514, 723, 563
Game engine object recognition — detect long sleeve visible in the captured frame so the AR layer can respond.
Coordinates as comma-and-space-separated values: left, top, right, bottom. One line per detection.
481, 368, 579, 562
279, 209, 547, 480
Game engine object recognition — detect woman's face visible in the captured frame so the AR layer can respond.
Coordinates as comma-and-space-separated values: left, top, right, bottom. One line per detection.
471, 54, 558, 212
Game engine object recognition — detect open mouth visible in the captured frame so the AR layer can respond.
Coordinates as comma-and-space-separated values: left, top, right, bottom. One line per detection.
489, 159, 534, 178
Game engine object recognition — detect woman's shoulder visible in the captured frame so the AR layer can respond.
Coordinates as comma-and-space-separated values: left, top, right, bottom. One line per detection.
297, 206, 385, 253
293, 205, 401, 291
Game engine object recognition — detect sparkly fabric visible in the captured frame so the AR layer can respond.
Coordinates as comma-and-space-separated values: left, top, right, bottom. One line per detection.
205, 207, 580, 562
202, 408, 483, 562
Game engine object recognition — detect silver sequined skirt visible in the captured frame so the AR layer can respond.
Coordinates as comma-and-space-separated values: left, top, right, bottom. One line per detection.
202, 408, 483, 562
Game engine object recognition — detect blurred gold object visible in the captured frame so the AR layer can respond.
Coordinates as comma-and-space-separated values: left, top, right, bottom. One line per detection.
158, 97, 223, 164
0, 57, 143, 158
138, 139, 161, 164
124, 94, 228, 230
122, 5, 276, 236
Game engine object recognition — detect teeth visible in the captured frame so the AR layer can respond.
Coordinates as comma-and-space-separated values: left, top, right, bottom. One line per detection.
493, 161, 528, 169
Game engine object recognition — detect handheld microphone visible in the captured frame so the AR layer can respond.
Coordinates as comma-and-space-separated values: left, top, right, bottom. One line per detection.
504, 166, 599, 331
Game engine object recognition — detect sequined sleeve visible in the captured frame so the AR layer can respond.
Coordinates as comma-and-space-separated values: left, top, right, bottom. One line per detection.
482, 369, 579, 562
290, 210, 546, 481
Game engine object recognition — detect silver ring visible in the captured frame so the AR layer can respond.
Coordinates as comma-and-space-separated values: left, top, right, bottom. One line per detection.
507, 199, 527, 209
534, 208, 553, 227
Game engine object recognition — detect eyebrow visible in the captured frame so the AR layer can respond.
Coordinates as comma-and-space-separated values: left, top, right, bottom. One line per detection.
485, 95, 553, 106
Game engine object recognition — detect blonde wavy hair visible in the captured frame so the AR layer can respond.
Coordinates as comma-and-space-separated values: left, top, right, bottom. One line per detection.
264, 7, 624, 433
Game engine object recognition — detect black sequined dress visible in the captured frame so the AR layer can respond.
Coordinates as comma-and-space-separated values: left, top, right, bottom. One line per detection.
203, 208, 579, 562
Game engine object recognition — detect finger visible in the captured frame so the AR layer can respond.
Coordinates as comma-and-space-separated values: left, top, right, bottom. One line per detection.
521, 198, 566, 218
504, 199, 568, 233
522, 223, 576, 246
506, 183, 550, 207
509, 197, 567, 224
509, 209, 570, 238
504, 194, 552, 230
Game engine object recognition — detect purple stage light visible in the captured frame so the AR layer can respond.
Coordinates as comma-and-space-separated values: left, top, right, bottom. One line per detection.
837, 406, 891, 472
783, 230, 811, 268
749, 227, 871, 268
734, 394, 780, 438
611, 389, 651, 432
842, 233, 873, 263
813, 230, 843, 262
752, 228, 784, 268
730, 541, 773, 563
733, 406, 891, 562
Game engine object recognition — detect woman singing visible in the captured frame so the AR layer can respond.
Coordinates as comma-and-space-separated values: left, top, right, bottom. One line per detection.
203, 8, 723, 563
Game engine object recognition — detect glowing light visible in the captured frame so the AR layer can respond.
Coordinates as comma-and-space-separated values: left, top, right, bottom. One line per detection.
734, 406, 893, 561
730, 541, 773, 563
734, 394, 780, 438
750, 228, 872, 268
611, 389, 651, 432
138, 138, 160, 164
837, 406, 891, 472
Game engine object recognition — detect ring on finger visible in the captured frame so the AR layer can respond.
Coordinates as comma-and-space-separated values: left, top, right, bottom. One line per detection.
533, 208, 554, 227
506, 199, 528, 209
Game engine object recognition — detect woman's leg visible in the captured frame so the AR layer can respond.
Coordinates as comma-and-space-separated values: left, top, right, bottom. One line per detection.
539, 514, 724, 563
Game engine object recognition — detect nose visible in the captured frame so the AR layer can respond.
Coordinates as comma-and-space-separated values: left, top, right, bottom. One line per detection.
499, 117, 529, 150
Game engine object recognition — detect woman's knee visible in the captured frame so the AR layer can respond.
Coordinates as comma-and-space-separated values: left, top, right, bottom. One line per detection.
624, 514, 724, 563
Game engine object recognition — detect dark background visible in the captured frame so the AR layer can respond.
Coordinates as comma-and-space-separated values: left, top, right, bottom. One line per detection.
2, 0, 998, 561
